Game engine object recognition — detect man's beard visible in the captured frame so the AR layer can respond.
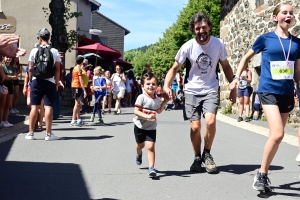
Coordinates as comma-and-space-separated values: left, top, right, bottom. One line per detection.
196, 32, 210, 44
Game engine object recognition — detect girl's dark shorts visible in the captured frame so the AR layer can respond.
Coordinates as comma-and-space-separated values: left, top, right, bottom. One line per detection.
238, 86, 253, 97
3, 81, 14, 94
13, 79, 19, 86
257, 92, 294, 113
134, 125, 156, 143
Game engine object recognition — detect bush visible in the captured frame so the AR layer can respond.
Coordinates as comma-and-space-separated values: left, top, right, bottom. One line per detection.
222, 104, 232, 114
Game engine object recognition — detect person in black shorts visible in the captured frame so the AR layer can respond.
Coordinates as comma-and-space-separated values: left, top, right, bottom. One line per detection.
133, 71, 169, 177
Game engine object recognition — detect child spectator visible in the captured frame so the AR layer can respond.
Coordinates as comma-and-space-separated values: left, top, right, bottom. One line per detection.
87, 80, 93, 106
157, 84, 162, 97
133, 71, 169, 177
90, 66, 106, 123
252, 93, 261, 121
103, 71, 112, 113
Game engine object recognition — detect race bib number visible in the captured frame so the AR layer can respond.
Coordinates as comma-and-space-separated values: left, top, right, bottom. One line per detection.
270, 61, 294, 80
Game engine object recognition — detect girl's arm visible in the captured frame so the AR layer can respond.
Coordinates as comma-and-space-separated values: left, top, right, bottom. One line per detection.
122, 73, 127, 83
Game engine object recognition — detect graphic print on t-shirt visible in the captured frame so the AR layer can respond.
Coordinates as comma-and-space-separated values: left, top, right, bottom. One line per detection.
196, 52, 212, 73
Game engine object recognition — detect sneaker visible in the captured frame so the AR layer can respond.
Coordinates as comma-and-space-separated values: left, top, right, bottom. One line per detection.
79, 120, 86, 126
296, 153, 300, 162
253, 118, 258, 121
245, 117, 250, 122
237, 116, 243, 122
136, 152, 142, 165
148, 167, 156, 177
252, 171, 272, 192
190, 156, 202, 172
70, 121, 82, 127
3, 121, 13, 127
10, 109, 16, 114
13, 109, 20, 113
108, 109, 111, 114
117, 109, 121, 114
114, 110, 117, 115
45, 133, 61, 141
0, 122, 4, 128
25, 133, 34, 140
97, 118, 104, 124
90, 115, 95, 122
202, 152, 217, 173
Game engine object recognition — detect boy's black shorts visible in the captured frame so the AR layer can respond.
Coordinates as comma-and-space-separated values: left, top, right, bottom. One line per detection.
134, 125, 156, 143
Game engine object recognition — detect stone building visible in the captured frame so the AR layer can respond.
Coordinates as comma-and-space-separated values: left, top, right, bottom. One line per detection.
220, 0, 300, 118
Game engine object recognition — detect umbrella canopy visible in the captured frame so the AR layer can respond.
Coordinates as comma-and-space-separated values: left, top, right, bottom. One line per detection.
82, 53, 102, 67
75, 43, 121, 59
114, 58, 133, 70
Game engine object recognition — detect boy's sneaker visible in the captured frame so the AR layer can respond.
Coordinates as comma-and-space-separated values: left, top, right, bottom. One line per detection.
237, 116, 243, 122
190, 156, 202, 172
3, 121, 13, 127
90, 115, 95, 122
25, 133, 34, 140
252, 171, 272, 192
70, 121, 81, 127
136, 152, 142, 165
97, 118, 104, 124
296, 153, 300, 162
45, 133, 61, 141
202, 152, 217, 173
148, 167, 156, 177
245, 117, 250, 122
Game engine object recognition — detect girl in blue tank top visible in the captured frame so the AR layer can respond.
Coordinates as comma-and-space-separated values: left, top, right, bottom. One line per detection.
230, 3, 300, 192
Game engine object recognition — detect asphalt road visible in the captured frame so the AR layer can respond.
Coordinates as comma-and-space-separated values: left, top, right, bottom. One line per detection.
0, 107, 299, 200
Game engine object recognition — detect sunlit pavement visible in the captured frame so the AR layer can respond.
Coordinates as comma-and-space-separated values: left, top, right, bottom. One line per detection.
0, 107, 299, 199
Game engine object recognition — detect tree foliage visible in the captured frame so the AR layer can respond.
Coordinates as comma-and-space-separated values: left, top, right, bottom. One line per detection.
124, 0, 220, 79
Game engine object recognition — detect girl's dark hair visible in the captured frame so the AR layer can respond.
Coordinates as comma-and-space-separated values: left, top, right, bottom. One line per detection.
189, 12, 213, 34
127, 70, 134, 80
141, 71, 158, 85
12, 58, 21, 73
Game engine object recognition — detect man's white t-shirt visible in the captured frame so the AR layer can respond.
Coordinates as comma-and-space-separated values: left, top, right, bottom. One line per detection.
28, 45, 61, 84
175, 37, 227, 95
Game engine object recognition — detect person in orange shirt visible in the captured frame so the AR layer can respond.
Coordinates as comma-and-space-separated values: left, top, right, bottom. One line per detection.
70, 56, 87, 127
157, 84, 162, 97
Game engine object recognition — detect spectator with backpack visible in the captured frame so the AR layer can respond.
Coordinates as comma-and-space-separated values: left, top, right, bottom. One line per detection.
25, 28, 61, 141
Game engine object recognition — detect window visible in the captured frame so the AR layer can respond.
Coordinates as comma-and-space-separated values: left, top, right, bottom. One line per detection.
0, 0, 2, 12
256, 0, 264, 7
99, 37, 108, 46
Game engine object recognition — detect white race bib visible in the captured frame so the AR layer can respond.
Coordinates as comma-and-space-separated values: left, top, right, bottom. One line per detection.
270, 61, 294, 80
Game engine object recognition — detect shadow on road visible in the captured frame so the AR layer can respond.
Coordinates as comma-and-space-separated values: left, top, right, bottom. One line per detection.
139, 167, 197, 180
0, 138, 91, 199
257, 181, 300, 198
217, 164, 284, 174
101, 122, 133, 126
62, 135, 114, 140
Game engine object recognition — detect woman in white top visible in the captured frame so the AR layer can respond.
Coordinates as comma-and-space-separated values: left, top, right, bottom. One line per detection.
111, 65, 126, 114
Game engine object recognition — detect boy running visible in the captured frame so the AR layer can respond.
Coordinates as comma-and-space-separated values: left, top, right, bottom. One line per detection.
133, 71, 169, 177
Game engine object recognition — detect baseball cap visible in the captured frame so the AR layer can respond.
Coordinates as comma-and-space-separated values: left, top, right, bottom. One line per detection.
76, 56, 84, 64
37, 28, 50, 37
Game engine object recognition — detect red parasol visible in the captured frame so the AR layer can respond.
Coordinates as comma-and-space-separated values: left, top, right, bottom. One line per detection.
74, 43, 121, 60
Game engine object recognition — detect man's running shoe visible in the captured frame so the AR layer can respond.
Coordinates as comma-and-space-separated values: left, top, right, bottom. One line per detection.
45, 133, 61, 141
202, 152, 217, 173
252, 171, 272, 192
237, 116, 243, 122
148, 167, 156, 177
190, 156, 202, 172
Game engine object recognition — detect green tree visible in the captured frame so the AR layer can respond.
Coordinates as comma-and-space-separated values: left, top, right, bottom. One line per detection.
125, 0, 221, 78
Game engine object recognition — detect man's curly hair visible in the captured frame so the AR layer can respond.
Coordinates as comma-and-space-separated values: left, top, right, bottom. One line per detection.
189, 12, 213, 34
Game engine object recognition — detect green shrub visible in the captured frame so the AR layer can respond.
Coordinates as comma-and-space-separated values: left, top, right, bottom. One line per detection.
222, 104, 232, 114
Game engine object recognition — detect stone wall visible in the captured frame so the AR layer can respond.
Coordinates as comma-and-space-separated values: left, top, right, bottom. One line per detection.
220, 0, 300, 117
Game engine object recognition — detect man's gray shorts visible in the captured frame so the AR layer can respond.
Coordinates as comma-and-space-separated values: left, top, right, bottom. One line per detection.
183, 92, 219, 121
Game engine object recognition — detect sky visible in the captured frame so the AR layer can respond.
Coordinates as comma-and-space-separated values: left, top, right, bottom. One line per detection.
96, 0, 189, 51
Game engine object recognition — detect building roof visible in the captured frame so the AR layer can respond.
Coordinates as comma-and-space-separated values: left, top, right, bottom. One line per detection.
89, 0, 101, 7
92, 11, 130, 35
